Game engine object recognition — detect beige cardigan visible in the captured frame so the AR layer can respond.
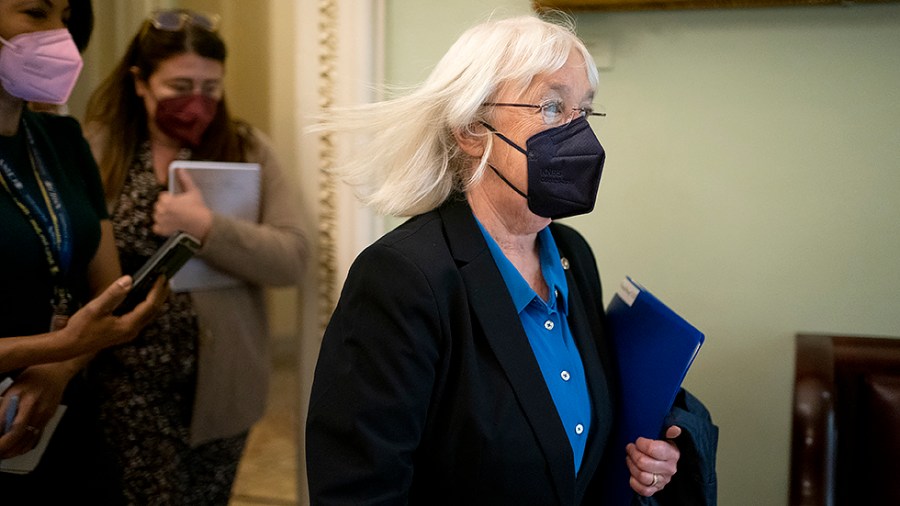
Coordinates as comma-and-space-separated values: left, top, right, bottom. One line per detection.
88, 125, 308, 446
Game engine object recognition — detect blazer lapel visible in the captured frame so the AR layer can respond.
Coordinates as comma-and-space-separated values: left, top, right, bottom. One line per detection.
439, 198, 576, 505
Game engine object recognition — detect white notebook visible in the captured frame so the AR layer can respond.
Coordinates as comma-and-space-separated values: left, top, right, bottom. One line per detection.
167, 160, 261, 291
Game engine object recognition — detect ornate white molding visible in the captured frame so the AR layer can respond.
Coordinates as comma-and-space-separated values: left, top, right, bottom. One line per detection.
316, 0, 339, 331
312, 0, 386, 331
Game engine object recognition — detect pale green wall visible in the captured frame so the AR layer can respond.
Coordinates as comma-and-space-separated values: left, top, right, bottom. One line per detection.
385, 0, 532, 86
388, 2, 900, 505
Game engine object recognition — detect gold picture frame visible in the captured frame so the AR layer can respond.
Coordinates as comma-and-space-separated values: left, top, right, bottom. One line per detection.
534, 0, 896, 11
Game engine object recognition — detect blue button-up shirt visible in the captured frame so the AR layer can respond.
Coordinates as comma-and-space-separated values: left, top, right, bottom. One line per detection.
476, 220, 593, 473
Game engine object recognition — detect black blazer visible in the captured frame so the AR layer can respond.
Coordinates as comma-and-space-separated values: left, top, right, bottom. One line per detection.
307, 196, 621, 505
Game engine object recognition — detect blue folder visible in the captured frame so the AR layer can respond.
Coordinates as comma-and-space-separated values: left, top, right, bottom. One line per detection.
601, 276, 704, 505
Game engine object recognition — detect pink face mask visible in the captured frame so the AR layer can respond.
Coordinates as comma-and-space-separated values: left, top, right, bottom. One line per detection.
0, 28, 83, 105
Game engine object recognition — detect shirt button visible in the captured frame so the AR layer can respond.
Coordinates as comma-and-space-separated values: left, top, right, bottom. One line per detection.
561, 370, 571, 381
544, 320, 554, 330
575, 423, 584, 435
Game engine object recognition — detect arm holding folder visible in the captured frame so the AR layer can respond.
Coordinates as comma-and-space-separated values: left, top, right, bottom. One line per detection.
155, 156, 307, 291
601, 276, 710, 505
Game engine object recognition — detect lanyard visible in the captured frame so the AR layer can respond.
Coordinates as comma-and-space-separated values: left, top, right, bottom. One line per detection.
0, 119, 74, 323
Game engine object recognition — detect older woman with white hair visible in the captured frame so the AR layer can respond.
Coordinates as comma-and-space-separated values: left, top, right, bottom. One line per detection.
306, 14, 714, 506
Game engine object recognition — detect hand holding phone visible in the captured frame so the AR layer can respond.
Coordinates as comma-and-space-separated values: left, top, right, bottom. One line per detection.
115, 232, 201, 315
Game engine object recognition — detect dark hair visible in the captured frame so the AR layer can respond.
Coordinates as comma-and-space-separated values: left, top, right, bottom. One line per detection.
67, 0, 94, 52
85, 10, 246, 203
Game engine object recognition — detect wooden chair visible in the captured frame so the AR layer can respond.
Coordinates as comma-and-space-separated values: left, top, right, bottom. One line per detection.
789, 333, 900, 505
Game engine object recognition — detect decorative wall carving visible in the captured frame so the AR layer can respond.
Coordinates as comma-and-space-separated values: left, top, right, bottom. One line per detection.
316, 0, 338, 332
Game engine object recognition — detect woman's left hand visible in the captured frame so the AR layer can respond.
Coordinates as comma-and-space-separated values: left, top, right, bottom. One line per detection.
626, 425, 681, 497
0, 364, 69, 459
153, 168, 213, 240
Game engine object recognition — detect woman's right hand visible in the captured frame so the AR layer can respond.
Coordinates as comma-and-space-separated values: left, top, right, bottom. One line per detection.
0, 277, 166, 458
60, 275, 168, 355
152, 169, 213, 241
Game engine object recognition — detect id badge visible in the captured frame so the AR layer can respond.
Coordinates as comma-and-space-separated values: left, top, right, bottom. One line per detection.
50, 287, 73, 331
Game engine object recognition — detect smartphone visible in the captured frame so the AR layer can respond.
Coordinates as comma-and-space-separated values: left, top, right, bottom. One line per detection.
2, 395, 18, 435
115, 232, 201, 315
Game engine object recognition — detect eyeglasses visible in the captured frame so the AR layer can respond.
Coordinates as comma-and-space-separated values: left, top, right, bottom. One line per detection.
149, 10, 220, 32
483, 101, 606, 126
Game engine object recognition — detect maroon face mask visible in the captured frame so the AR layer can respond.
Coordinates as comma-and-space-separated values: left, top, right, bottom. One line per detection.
154, 94, 218, 146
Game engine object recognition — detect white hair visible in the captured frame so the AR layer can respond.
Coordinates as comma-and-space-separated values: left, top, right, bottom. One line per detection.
317, 14, 599, 217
